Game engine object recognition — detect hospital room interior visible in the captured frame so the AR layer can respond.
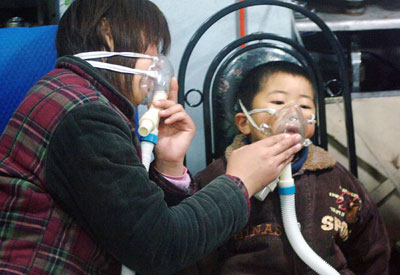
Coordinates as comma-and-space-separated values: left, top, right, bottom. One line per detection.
1, 0, 400, 274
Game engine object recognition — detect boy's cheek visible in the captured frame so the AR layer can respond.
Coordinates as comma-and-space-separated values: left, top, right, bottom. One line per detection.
305, 123, 316, 139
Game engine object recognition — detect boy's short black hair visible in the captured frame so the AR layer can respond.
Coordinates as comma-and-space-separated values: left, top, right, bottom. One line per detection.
237, 61, 314, 110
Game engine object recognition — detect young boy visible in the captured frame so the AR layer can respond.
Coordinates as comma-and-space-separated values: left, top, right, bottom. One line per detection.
155, 61, 390, 274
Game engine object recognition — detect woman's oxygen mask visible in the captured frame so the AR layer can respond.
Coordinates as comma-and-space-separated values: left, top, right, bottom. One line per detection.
137, 55, 174, 136
74, 51, 174, 136
139, 55, 174, 106
238, 99, 315, 146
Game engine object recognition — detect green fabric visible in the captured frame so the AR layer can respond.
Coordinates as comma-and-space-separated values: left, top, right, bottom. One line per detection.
45, 102, 249, 274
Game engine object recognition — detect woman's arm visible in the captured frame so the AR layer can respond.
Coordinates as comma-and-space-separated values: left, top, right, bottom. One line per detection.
45, 103, 249, 274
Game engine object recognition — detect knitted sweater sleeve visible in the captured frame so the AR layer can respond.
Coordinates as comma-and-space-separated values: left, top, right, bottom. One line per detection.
45, 102, 249, 274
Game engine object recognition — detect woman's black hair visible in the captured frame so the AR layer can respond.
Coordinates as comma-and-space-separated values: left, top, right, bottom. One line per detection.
56, 0, 171, 102
237, 61, 314, 110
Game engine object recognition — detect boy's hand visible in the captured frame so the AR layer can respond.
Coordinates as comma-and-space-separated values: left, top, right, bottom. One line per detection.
226, 133, 302, 197
153, 77, 196, 176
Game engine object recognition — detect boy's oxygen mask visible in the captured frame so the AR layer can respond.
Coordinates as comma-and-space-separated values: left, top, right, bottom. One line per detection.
239, 100, 315, 146
271, 105, 306, 144
74, 51, 174, 105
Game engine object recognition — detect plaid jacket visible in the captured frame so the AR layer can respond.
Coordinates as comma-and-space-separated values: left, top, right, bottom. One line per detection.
0, 56, 250, 274
0, 56, 126, 274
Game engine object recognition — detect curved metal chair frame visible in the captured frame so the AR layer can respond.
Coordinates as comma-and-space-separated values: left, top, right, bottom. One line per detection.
178, 0, 358, 176
204, 33, 325, 162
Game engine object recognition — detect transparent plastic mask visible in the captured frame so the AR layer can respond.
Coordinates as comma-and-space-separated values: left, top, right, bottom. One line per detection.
74, 51, 174, 105
140, 55, 174, 105
271, 104, 306, 144
239, 99, 315, 146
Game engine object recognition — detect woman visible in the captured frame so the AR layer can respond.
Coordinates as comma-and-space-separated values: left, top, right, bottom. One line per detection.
0, 0, 301, 274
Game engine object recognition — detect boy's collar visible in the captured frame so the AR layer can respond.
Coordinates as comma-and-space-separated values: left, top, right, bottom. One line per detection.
292, 147, 308, 174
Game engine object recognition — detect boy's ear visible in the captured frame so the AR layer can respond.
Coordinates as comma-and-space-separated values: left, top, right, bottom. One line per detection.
235, 113, 251, 135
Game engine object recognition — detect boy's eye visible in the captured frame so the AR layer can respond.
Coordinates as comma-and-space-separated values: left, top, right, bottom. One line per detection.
300, 105, 311, 109
271, 100, 284, 105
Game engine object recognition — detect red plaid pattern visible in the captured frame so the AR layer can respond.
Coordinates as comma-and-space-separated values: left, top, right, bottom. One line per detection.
0, 58, 135, 274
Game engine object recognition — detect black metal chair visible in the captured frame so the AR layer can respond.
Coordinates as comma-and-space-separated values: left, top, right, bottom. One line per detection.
178, 0, 358, 177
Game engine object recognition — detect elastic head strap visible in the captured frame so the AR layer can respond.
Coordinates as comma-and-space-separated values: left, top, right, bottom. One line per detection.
74, 51, 158, 61
238, 99, 271, 134
248, 107, 276, 116
85, 60, 158, 78
307, 114, 316, 124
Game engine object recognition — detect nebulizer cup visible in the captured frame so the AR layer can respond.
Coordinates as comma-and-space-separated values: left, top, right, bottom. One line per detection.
138, 55, 174, 137
137, 56, 174, 171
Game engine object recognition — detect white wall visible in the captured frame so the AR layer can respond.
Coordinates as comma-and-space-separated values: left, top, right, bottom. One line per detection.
151, 0, 295, 173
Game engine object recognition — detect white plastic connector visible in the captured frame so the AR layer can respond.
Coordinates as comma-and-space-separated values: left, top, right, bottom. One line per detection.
138, 108, 160, 137
254, 187, 270, 201
138, 91, 168, 137
278, 165, 294, 187
254, 177, 278, 201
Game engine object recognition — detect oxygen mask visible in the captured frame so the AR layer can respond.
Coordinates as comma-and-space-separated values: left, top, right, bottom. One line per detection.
74, 51, 175, 137
271, 104, 306, 144
140, 55, 174, 105
74, 51, 174, 105
138, 56, 174, 137
239, 100, 315, 146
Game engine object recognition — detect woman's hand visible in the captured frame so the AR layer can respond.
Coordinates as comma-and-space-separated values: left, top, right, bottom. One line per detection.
226, 133, 302, 197
153, 77, 196, 176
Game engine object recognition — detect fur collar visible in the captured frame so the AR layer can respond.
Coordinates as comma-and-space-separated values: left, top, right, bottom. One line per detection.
225, 134, 336, 171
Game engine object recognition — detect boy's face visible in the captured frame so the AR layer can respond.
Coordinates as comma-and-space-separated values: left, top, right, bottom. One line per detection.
236, 72, 316, 143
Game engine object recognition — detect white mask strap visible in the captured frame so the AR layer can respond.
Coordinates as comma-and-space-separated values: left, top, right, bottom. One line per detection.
74, 51, 159, 78
239, 99, 271, 134
307, 114, 316, 124
303, 115, 315, 146
303, 138, 312, 147
248, 107, 276, 116
85, 60, 158, 78
75, 51, 158, 61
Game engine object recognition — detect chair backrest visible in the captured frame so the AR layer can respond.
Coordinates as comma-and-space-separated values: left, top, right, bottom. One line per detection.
205, 35, 324, 161
0, 25, 58, 134
178, 0, 358, 176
